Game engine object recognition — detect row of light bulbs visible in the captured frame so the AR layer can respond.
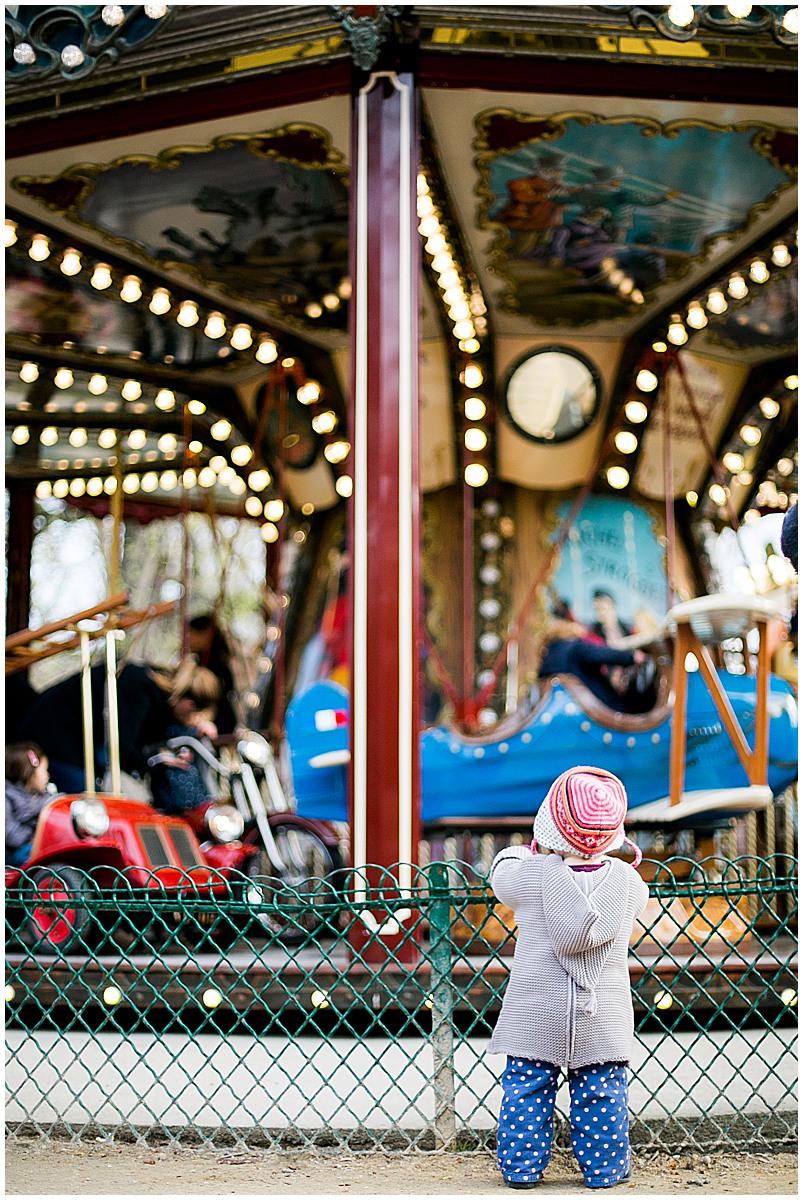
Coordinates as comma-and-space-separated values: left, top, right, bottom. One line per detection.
417, 173, 487, 355
666, 4, 798, 33
458, 362, 491, 488
659, 238, 795, 348
10, 5, 170, 69
5, 222, 280, 365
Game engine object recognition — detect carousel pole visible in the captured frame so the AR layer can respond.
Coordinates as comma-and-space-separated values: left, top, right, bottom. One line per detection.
348, 56, 421, 929
109, 457, 124, 597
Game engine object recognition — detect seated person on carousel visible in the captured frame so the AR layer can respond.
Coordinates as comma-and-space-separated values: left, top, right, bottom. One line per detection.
18, 657, 220, 795
537, 615, 650, 714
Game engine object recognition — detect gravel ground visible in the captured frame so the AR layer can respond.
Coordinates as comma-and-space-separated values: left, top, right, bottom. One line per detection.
3, 1141, 798, 1196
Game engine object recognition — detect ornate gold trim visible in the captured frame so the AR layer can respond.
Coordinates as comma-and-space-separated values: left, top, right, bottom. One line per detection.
474, 108, 797, 327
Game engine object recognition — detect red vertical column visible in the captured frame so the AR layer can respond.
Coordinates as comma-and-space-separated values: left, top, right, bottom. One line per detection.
348, 70, 421, 901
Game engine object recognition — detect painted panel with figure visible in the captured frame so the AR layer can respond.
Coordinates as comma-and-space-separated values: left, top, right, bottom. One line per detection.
476, 111, 795, 326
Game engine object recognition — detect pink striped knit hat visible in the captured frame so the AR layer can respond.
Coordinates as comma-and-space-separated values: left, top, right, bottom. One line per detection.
532, 765, 642, 866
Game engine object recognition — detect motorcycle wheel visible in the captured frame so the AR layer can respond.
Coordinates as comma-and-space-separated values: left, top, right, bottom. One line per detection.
245, 825, 343, 943
22, 863, 95, 957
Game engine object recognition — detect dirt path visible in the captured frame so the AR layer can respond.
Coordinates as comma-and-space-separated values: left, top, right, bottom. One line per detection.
3, 1141, 798, 1196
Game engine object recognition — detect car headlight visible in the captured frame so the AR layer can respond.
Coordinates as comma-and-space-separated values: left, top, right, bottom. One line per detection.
205, 805, 245, 844
238, 733, 270, 768
71, 798, 110, 838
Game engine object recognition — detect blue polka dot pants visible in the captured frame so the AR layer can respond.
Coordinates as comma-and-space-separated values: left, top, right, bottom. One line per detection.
497, 1057, 631, 1188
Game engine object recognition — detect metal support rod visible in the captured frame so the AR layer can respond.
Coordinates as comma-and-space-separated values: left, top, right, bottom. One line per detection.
79, 630, 96, 797
109, 458, 124, 597
105, 630, 122, 796
428, 862, 456, 1150
505, 631, 519, 715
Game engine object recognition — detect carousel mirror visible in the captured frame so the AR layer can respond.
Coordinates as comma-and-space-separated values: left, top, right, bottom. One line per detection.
503, 346, 602, 444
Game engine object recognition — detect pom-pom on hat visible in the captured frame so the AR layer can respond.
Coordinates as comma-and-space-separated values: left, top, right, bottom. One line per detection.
533, 765, 641, 865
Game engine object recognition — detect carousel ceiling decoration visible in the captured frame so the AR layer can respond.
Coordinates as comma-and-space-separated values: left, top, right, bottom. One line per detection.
5, 4, 173, 82
474, 109, 796, 327
12, 127, 350, 336
618, 4, 798, 45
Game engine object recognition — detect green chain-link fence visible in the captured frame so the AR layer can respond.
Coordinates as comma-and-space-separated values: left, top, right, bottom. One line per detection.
5, 855, 797, 1152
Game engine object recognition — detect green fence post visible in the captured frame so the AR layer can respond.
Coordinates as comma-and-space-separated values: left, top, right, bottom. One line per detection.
428, 861, 456, 1150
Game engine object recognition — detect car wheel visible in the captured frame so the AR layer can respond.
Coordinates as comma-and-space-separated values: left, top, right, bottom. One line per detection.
23, 863, 95, 956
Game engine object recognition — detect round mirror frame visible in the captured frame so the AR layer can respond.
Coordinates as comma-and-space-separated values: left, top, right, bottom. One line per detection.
501, 345, 603, 445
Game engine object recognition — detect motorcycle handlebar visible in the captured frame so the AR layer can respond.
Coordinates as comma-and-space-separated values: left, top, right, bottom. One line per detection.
166, 735, 232, 778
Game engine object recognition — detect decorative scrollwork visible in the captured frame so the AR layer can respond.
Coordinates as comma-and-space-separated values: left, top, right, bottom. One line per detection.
6, 4, 174, 83
601, 4, 797, 47
330, 5, 402, 71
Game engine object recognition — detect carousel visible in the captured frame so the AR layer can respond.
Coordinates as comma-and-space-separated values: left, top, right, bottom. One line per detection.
4, 6, 798, 983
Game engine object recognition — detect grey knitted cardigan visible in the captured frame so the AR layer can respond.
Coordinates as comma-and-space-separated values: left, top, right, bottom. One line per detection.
487, 847, 649, 1069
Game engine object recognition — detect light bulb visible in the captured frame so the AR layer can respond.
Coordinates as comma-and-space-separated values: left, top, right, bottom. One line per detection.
667, 320, 688, 346
54, 368, 74, 390
297, 381, 321, 405
91, 263, 113, 290
335, 475, 353, 498
204, 311, 226, 339
121, 379, 142, 402
248, 469, 271, 491
464, 397, 487, 421
155, 389, 175, 410
245, 495, 263, 517
5, 221, 17, 247
210, 419, 232, 441
759, 397, 780, 418
149, 287, 171, 315
311, 411, 338, 434
740, 424, 762, 446
465, 428, 488, 452
141, 472, 159, 492
726, 2, 752, 18
87, 374, 108, 395
231, 444, 253, 466
463, 365, 484, 389
727, 274, 748, 300
40, 426, 59, 447
323, 441, 350, 464
722, 451, 745, 473
60, 249, 82, 276
614, 431, 638, 454
749, 260, 770, 284
784, 374, 798, 390
305, 302, 323, 319
198, 467, 216, 488
177, 300, 199, 327
127, 429, 147, 450
686, 491, 698, 507
667, 3, 696, 27
782, 7, 799, 33
255, 338, 278, 364
709, 483, 728, 506
230, 324, 252, 350
157, 434, 177, 453
11, 426, 30, 445
260, 523, 279, 543
263, 499, 284, 522
98, 429, 117, 449
606, 466, 630, 490
625, 400, 649, 424
686, 302, 708, 329
187, 400, 206, 415
120, 275, 142, 303
453, 320, 476, 340
464, 463, 489, 488
636, 369, 658, 392
69, 427, 88, 448
19, 362, 39, 384
772, 242, 792, 267
459, 338, 481, 354
29, 235, 50, 261
706, 289, 728, 315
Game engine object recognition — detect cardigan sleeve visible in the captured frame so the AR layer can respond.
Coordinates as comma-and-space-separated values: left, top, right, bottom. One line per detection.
489, 846, 540, 907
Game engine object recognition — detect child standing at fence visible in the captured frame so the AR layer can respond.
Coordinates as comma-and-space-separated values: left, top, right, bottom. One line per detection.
5, 743, 52, 867
488, 765, 649, 1190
